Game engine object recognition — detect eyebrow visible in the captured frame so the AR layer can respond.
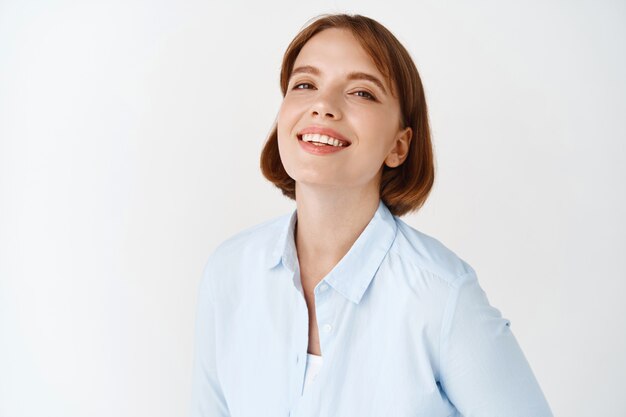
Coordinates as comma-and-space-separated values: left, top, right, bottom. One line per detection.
290, 65, 388, 95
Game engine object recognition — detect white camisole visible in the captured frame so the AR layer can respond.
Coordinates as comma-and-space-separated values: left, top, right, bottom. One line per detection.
302, 353, 323, 393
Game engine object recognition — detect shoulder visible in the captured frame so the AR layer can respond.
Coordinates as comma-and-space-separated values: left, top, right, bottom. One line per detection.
390, 217, 476, 287
203, 214, 291, 280
203, 213, 290, 272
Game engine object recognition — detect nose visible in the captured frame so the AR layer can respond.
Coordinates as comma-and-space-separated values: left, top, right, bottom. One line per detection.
310, 90, 342, 120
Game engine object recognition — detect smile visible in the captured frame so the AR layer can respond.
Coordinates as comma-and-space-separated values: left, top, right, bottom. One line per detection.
301, 134, 345, 147
296, 133, 350, 155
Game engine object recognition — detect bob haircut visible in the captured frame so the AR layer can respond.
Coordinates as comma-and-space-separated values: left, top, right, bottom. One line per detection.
260, 13, 435, 217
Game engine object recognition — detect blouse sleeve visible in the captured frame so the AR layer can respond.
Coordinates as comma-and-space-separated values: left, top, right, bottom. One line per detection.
190, 259, 230, 417
439, 273, 553, 417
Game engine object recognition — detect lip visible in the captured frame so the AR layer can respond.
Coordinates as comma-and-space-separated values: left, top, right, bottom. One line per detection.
298, 138, 348, 155
297, 126, 352, 146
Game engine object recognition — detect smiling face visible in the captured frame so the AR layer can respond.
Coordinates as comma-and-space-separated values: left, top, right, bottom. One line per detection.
276, 28, 412, 194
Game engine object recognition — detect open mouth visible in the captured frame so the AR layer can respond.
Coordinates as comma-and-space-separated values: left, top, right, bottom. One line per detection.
297, 133, 351, 148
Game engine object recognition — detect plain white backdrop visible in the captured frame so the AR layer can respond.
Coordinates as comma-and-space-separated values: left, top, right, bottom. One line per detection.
1, 1, 625, 416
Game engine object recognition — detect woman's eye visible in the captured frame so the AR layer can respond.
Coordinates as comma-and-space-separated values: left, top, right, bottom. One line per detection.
354, 90, 376, 100
294, 82, 314, 90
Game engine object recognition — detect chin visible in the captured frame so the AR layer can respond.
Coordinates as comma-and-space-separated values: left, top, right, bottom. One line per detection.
291, 173, 335, 186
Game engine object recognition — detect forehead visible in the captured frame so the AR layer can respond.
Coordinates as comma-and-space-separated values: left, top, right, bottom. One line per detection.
293, 28, 382, 77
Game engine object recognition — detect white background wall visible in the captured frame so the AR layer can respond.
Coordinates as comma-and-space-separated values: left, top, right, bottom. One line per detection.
1, 1, 624, 416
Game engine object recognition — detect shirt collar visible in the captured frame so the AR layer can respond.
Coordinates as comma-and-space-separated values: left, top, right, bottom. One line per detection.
268, 200, 398, 304
268, 208, 299, 272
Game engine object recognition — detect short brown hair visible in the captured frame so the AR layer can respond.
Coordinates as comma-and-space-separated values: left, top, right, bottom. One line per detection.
260, 14, 434, 216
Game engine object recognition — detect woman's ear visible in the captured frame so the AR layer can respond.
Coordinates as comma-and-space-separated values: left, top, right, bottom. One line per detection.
384, 127, 413, 168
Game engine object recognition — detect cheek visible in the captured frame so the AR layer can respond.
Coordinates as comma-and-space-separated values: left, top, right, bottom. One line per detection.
277, 99, 298, 141
276, 102, 298, 175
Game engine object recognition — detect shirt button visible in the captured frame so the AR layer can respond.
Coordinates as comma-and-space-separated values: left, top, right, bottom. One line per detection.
319, 283, 329, 292
296, 354, 299, 364
322, 323, 332, 333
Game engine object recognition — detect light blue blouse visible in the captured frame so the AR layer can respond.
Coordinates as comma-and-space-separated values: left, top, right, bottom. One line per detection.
190, 200, 553, 417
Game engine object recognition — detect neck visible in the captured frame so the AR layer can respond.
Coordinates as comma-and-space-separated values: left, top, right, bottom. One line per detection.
294, 182, 380, 287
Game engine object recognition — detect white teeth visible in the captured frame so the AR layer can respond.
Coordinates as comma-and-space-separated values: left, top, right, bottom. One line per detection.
301, 133, 346, 147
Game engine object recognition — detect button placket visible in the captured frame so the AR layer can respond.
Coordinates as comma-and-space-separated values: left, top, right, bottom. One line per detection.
314, 284, 335, 358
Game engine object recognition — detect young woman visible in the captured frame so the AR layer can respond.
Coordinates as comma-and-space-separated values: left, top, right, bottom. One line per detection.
190, 14, 553, 417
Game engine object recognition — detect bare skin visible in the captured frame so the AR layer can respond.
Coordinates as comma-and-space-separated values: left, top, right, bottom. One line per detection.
301, 284, 321, 356
296, 187, 381, 356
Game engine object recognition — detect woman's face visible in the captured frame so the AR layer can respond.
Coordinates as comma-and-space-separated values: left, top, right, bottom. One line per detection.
277, 28, 411, 193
